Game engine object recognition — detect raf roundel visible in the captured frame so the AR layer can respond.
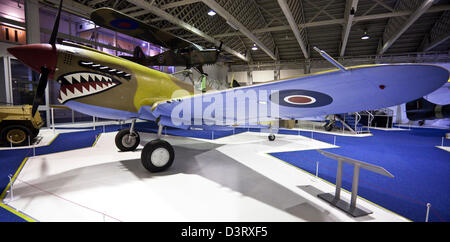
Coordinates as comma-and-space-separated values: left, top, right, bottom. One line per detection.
284, 95, 317, 105
110, 19, 139, 30
270, 89, 333, 108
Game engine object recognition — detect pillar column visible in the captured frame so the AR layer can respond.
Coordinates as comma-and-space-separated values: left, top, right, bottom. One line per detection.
247, 70, 253, 86
25, 0, 50, 127
25, 0, 40, 44
304, 60, 311, 74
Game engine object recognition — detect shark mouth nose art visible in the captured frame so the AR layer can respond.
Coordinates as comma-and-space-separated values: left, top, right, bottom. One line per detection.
57, 72, 121, 103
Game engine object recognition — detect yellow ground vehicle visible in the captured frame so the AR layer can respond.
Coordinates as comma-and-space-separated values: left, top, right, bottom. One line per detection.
0, 105, 44, 146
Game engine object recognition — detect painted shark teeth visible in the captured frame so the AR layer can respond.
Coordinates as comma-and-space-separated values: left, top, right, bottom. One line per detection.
57, 72, 120, 103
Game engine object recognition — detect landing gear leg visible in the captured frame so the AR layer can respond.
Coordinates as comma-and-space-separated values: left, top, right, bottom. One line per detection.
157, 124, 163, 138
115, 119, 140, 151
141, 124, 175, 172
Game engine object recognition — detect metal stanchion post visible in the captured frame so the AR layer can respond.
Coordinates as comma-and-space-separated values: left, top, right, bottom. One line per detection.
315, 161, 319, 179
51, 107, 55, 134
334, 136, 336, 146
425, 203, 431, 222
350, 165, 361, 210
7, 174, 13, 202
10, 136, 12, 148
93, 116, 96, 130
441, 137, 444, 147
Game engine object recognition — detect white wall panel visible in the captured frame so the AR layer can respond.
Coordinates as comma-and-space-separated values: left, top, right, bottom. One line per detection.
280, 69, 303, 79
227, 71, 247, 84
252, 70, 274, 83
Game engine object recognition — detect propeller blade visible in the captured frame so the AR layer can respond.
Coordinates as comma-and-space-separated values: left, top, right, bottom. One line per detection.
31, 67, 50, 117
31, 0, 62, 116
49, 0, 63, 45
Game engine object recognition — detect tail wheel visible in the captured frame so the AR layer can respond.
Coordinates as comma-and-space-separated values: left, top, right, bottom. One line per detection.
115, 129, 140, 151
268, 134, 276, 141
2, 125, 30, 146
141, 139, 174, 173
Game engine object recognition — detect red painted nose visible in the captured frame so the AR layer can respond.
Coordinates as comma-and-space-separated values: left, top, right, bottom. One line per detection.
7, 44, 58, 79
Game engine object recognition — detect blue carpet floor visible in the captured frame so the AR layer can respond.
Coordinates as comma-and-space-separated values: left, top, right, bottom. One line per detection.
0, 205, 28, 222
1, 122, 448, 222
270, 128, 450, 222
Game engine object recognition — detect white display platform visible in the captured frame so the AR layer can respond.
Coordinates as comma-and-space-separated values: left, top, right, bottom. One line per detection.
436, 146, 450, 152
5, 130, 409, 222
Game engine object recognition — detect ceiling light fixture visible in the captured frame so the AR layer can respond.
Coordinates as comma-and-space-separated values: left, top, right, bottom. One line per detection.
208, 10, 216, 16
361, 31, 370, 40
251, 44, 258, 51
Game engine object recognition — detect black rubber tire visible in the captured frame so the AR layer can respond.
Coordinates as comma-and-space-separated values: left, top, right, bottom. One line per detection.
141, 139, 175, 173
30, 128, 40, 139
268, 134, 276, 141
115, 129, 140, 151
1, 125, 31, 146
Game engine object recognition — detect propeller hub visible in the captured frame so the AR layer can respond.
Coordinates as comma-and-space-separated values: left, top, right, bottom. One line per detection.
7, 44, 58, 79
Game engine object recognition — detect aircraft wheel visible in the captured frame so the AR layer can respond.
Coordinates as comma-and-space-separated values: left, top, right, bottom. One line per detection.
115, 129, 140, 151
268, 134, 276, 141
1, 125, 31, 146
141, 139, 174, 173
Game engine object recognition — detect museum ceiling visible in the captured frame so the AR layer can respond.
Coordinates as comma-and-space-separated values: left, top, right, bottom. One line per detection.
43, 0, 450, 66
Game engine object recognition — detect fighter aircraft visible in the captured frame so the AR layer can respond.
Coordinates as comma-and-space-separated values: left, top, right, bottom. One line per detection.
90, 8, 223, 75
7, 0, 450, 173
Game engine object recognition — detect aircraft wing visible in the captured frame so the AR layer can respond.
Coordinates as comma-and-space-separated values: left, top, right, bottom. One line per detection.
145, 64, 449, 129
90, 8, 192, 50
